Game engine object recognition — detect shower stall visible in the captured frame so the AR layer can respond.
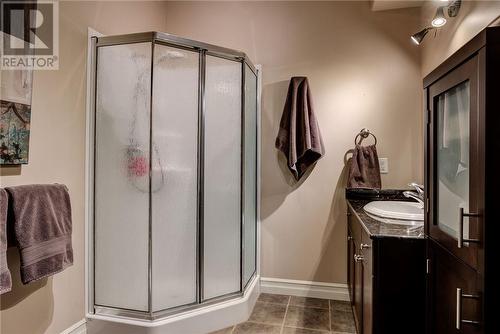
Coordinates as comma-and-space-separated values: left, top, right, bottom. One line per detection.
86, 32, 260, 327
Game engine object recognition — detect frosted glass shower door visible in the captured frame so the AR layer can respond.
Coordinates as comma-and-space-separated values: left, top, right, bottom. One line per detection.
243, 65, 257, 287
203, 55, 242, 300
94, 43, 152, 311
151, 45, 199, 311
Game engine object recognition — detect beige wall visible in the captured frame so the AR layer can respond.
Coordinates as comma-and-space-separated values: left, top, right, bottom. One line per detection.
420, 0, 500, 77
0, 2, 168, 334
1, 1, 425, 333
2, 1, 499, 332
164, 1, 423, 283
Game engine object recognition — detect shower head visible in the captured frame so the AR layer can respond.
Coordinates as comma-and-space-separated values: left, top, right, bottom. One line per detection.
154, 50, 187, 65
165, 50, 186, 59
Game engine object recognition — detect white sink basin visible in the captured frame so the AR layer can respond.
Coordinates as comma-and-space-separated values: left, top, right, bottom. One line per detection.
364, 201, 424, 223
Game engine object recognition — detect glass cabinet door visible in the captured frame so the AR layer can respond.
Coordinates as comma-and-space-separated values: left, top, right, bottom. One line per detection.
428, 56, 483, 270
436, 80, 470, 239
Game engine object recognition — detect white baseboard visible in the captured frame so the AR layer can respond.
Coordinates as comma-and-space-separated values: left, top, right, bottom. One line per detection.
260, 277, 350, 301
60, 319, 86, 334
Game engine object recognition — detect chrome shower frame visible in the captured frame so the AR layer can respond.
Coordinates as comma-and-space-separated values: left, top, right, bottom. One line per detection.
86, 31, 260, 322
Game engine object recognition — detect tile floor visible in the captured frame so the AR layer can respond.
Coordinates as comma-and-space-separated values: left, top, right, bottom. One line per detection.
210, 293, 356, 334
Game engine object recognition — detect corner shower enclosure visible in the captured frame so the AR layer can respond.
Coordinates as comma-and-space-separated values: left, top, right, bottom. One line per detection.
87, 32, 259, 321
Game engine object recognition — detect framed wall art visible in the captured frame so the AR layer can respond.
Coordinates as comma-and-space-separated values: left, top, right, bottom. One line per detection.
0, 68, 33, 164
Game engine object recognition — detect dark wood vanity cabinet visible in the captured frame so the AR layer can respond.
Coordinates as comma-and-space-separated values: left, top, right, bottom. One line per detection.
347, 206, 425, 334
424, 27, 500, 334
347, 211, 372, 333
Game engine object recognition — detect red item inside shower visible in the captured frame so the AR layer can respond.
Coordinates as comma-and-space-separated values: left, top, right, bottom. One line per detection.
128, 155, 148, 177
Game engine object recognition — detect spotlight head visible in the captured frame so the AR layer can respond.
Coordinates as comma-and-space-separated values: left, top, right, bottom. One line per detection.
432, 7, 447, 27
411, 27, 433, 45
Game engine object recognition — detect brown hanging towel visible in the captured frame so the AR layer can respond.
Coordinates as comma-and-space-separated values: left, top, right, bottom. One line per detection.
5, 184, 73, 284
0, 188, 12, 294
348, 144, 382, 189
275, 77, 325, 180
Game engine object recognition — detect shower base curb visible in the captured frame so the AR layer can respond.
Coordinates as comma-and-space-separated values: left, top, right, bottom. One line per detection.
84, 275, 260, 334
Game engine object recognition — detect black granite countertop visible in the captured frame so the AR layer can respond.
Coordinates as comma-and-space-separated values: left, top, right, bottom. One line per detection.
346, 189, 425, 239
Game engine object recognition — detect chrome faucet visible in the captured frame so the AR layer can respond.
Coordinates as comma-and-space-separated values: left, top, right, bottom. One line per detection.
409, 182, 424, 198
403, 182, 425, 208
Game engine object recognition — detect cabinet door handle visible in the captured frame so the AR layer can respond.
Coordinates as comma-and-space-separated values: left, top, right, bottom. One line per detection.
456, 288, 462, 329
347, 236, 353, 241
354, 254, 364, 262
456, 288, 481, 330
360, 243, 371, 250
458, 208, 481, 248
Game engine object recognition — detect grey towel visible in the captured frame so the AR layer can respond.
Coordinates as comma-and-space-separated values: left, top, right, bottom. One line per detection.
276, 77, 325, 180
0, 188, 12, 294
5, 184, 73, 284
348, 145, 382, 189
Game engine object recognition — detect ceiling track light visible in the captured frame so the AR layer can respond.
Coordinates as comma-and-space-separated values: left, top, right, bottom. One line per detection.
410, 0, 461, 46
411, 27, 434, 46
448, 0, 462, 17
432, 7, 447, 27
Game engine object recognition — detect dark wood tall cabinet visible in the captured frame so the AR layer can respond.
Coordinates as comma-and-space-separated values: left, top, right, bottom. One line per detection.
424, 26, 500, 334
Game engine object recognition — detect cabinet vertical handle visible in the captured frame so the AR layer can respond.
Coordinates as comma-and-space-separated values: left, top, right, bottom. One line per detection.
456, 288, 462, 329
458, 208, 481, 248
456, 287, 481, 330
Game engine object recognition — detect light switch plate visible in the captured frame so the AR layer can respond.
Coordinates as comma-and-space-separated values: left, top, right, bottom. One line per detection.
379, 158, 389, 174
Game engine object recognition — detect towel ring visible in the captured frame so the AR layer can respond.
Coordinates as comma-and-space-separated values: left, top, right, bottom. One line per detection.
354, 128, 377, 146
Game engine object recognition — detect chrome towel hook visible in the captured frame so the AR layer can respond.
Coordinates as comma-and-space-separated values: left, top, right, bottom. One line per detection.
354, 128, 377, 146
